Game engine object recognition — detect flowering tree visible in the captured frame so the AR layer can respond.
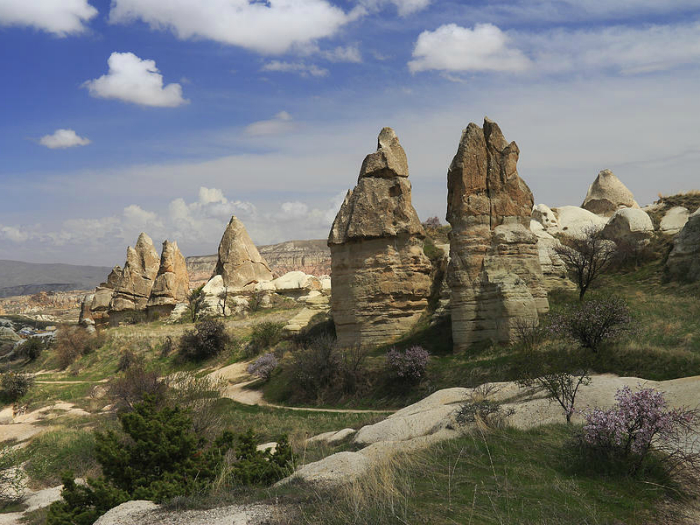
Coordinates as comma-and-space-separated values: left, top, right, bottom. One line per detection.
247, 353, 278, 381
385, 346, 430, 384
581, 386, 697, 474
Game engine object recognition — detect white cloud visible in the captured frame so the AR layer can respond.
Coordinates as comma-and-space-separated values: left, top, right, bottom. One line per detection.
245, 111, 296, 137
83, 52, 188, 107
525, 22, 700, 75
409, 24, 531, 74
261, 61, 329, 77
38, 129, 91, 149
359, 0, 431, 16
0, 0, 97, 36
321, 45, 362, 63
0, 225, 28, 243
109, 0, 356, 55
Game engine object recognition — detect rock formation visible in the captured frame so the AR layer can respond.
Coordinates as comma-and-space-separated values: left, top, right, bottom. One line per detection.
146, 241, 189, 318
601, 208, 653, 244
328, 127, 432, 347
214, 216, 274, 290
446, 118, 548, 351
109, 233, 160, 323
660, 206, 690, 235
581, 169, 639, 217
259, 240, 331, 277
530, 221, 574, 291
665, 208, 700, 282
549, 206, 607, 238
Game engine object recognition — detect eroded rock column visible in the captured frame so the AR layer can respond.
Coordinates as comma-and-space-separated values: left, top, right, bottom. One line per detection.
147, 240, 190, 319
446, 118, 548, 351
328, 127, 432, 347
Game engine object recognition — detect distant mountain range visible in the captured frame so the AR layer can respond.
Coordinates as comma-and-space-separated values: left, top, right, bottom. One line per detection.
0, 260, 112, 298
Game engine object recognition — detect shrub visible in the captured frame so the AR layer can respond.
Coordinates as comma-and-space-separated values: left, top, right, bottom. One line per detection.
291, 334, 342, 400
385, 346, 430, 384
247, 353, 278, 381
18, 337, 44, 361
0, 371, 33, 403
555, 226, 616, 300
579, 386, 698, 475
116, 348, 141, 372
178, 319, 232, 361
549, 296, 632, 352
54, 326, 103, 369
166, 372, 226, 439
108, 368, 168, 411
186, 286, 205, 322
247, 321, 285, 357
512, 317, 547, 353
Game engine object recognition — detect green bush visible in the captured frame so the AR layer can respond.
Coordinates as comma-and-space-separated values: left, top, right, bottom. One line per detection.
246, 321, 285, 357
116, 348, 141, 372
178, 319, 232, 361
0, 371, 33, 403
18, 337, 44, 361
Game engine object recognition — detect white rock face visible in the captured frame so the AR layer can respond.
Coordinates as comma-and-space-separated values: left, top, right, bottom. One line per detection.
271, 271, 319, 293
602, 207, 654, 243
531, 221, 574, 291
532, 204, 560, 231
552, 206, 607, 238
581, 169, 639, 217
660, 206, 690, 234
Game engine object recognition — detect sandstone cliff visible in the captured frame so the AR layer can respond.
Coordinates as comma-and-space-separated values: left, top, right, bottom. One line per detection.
328, 127, 432, 347
446, 118, 548, 351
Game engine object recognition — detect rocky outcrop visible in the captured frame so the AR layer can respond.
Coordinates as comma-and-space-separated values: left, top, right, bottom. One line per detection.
446, 118, 548, 352
214, 216, 274, 290
581, 169, 639, 217
259, 240, 331, 277
328, 127, 433, 347
660, 206, 690, 235
665, 208, 700, 282
549, 206, 607, 238
146, 241, 189, 318
601, 208, 653, 244
109, 233, 160, 320
530, 221, 574, 291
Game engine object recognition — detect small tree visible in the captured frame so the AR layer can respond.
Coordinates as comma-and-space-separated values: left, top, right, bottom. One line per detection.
186, 285, 205, 322
555, 226, 616, 300
549, 296, 632, 352
519, 370, 591, 424
178, 319, 232, 361
385, 346, 430, 385
247, 353, 278, 381
0, 371, 34, 403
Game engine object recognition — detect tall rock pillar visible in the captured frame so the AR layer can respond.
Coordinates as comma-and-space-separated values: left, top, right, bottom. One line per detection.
446, 118, 548, 351
328, 127, 433, 347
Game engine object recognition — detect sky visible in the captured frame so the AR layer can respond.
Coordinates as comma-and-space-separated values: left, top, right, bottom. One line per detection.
1, 0, 699, 265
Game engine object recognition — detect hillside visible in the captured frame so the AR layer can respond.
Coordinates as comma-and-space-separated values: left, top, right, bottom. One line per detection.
0, 260, 112, 298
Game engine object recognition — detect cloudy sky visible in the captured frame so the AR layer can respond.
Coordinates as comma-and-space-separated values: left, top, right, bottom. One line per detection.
1, 0, 699, 265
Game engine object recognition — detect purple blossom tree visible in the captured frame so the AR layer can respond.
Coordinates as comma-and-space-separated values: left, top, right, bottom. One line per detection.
247, 353, 278, 381
385, 346, 430, 384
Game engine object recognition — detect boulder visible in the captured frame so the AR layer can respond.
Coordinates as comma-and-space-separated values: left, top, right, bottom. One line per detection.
531, 204, 559, 232
328, 127, 433, 347
215, 216, 274, 290
110, 233, 160, 317
581, 169, 639, 217
660, 206, 690, 235
601, 207, 653, 244
446, 118, 548, 351
551, 206, 607, 238
271, 271, 321, 295
147, 240, 190, 318
665, 209, 700, 282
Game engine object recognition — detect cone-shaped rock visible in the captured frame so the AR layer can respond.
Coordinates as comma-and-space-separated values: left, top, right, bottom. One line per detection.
581, 169, 639, 217
147, 240, 190, 317
215, 216, 273, 289
446, 118, 548, 352
110, 233, 160, 315
328, 127, 432, 347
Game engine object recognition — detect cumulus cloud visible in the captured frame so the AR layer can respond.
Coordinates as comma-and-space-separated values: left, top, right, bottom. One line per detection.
409, 23, 531, 74
38, 129, 91, 149
245, 111, 296, 137
109, 0, 357, 55
0, 225, 28, 243
0, 0, 97, 36
83, 52, 188, 107
261, 61, 329, 77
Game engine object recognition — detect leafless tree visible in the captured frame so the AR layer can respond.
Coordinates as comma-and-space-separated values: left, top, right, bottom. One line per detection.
555, 226, 616, 300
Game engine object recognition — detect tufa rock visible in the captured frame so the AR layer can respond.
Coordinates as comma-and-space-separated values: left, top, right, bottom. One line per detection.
660, 206, 690, 235
550, 206, 607, 238
581, 169, 639, 217
530, 221, 574, 291
109, 233, 160, 317
601, 208, 653, 244
328, 127, 432, 347
147, 240, 190, 318
446, 118, 548, 352
665, 208, 700, 282
215, 216, 274, 290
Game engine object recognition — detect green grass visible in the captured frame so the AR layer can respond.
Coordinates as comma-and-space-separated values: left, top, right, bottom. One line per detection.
295, 425, 685, 524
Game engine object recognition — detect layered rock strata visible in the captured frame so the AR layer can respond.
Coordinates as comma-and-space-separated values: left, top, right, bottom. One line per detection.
328, 127, 432, 347
665, 208, 700, 282
147, 240, 189, 319
581, 169, 639, 217
109, 233, 160, 323
446, 118, 548, 351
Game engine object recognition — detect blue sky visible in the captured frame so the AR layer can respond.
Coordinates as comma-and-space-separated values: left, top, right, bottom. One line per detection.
1, 0, 700, 265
